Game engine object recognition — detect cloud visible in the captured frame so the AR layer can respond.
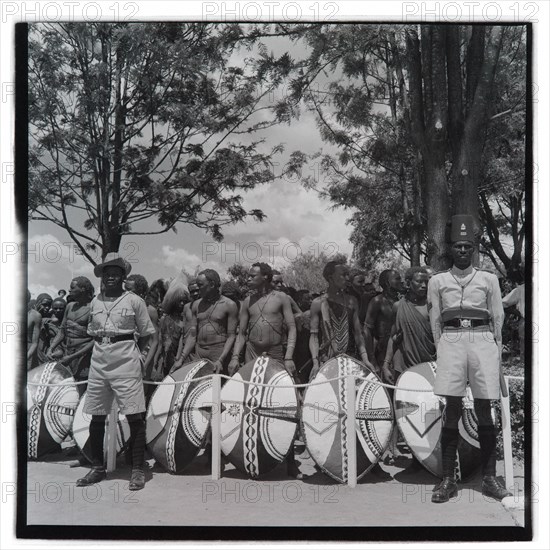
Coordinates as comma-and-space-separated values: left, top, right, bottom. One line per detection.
160, 245, 224, 276
27, 233, 96, 287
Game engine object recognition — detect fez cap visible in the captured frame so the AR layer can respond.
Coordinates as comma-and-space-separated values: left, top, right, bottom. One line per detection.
450, 214, 475, 243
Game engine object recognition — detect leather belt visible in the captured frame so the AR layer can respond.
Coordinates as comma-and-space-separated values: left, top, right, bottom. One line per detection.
443, 318, 489, 329
94, 334, 134, 345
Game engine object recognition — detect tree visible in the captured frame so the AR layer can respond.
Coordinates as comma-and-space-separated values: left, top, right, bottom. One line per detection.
28, 23, 293, 264
287, 24, 525, 270
281, 251, 348, 293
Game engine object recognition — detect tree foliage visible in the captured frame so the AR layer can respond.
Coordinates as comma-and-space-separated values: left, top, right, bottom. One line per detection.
280, 251, 348, 293
29, 23, 295, 263
286, 24, 526, 273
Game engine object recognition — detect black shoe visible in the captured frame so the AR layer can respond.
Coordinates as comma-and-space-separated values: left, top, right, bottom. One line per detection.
431, 477, 458, 503
482, 476, 512, 500
129, 468, 145, 491
76, 467, 106, 487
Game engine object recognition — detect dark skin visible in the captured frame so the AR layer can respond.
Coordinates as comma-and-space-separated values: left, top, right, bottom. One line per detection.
350, 273, 365, 296
174, 274, 238, 374
382, 271, 430, 383
272, 274, 302, 315
363, 270, 404, 371
228, 266, 296, 376
47, 279, 94, 364
27, 307, 42, 367
92, 266, 151, 424
309, 264, 374, 378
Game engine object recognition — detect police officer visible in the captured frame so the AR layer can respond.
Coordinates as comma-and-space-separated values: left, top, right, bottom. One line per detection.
428, 215, 512, 503
76, 253, 155, 491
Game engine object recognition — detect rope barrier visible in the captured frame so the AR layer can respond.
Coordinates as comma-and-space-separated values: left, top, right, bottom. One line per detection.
26, 371, 526, 391
27, 371, 436, 392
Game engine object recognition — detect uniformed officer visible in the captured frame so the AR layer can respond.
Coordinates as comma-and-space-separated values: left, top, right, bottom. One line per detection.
76, 253, 155, 491
427, 215, 512, 503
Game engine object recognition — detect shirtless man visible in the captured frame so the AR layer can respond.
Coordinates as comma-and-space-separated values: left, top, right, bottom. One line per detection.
27, 290, 42, 369
228, 263, 304, 479
173, 269, 238, 374
47, 277, 95, 393
229, 263, 297, 374
182, 278, 201, 335
364, 269, 404, 373
309, 261, 374, 379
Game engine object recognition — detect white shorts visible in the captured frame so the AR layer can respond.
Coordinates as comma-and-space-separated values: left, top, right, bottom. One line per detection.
434, 328, 500, 400
84, 376, 146, 416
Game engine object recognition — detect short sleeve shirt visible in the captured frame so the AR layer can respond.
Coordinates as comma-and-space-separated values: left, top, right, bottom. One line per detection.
88, 291, 155, 338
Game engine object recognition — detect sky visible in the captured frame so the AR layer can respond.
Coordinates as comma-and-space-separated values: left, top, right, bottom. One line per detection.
27, 27, 357, 298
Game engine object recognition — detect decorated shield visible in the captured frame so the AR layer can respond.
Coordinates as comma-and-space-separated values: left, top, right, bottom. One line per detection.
394, 361, 481, 480
72, 391, 130, 462
27, 362, 80, 459
146, 359, 215, 473
302, 355, 394, 483
220, 355, 299, 478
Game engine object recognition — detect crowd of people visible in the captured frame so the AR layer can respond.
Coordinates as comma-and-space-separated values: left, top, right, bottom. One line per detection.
27, 216, 525, 497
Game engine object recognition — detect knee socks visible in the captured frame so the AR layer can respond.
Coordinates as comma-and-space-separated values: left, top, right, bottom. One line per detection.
89, 418, 106, 469
128, 418, 146, 470
478, 425, 497, 477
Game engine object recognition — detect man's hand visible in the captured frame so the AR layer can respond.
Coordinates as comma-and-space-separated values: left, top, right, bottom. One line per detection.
360, 352, 376, 372
212, 360, 223, 374
172, 357, 184, 371
381, 363, 394, 384
284, 358, 296, 378
228, 357, 240, 376
309, 358, 320, 381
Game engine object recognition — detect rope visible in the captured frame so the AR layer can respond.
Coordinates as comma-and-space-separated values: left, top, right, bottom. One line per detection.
26, 372, 439, 393
26, 372, 525, 391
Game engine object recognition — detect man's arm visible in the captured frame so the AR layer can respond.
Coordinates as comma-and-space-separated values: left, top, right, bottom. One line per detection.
308, 299, 322, 379
47, 304, 70, 357
427, 276, 442, 346
27, 311, 42, 363
288, 295, 302, 315
214, 300, 238, 371
173, 302, 198, 371
381, 302, 400, 383
363, 296, 381, 364
350, 295, 375, 370
281, 294, 297, 376
228, 296, 250, 375
488, 274, 505, 347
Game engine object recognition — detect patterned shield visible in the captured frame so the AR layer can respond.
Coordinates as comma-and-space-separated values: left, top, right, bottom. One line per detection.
394, 361, 481, 480
302, 355, 394, 483
146, 359, 215, 473
220, 355, 299, 478
27, 362, 80, 459
72, 391, 130, 462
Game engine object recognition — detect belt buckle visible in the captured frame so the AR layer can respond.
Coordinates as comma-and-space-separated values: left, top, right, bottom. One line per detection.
459, 319, 472, 328
101, 336, 112, 345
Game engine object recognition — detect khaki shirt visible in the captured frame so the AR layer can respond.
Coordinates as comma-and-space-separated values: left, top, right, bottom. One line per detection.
427, 266, 504, 346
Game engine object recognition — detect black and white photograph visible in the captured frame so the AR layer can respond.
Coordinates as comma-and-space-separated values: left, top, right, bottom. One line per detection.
0, 0, 547, 547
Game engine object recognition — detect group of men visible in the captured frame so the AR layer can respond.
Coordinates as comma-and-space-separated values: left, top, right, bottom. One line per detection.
27, 215, 517, 501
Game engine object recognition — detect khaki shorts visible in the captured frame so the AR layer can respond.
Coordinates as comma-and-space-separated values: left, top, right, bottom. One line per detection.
84, 376, 146, 416
434, 328, 500, 400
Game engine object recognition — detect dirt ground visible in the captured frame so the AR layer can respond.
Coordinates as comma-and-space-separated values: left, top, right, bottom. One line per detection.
25, 445, 525, 531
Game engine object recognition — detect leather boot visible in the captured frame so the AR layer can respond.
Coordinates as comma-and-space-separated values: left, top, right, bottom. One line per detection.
76, 467, 106, 487
431, 476, 458, 503
482, 476, 512, 500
